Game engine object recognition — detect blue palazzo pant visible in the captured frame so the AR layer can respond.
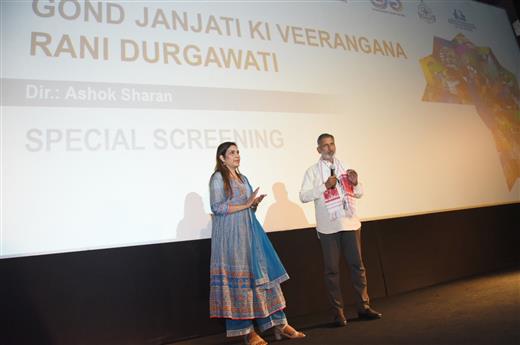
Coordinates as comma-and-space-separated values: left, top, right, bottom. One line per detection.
225, 310, 287, 337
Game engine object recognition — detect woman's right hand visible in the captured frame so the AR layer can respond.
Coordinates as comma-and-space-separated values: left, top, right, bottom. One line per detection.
227, 187, 260, 214
246, 187, 260, 207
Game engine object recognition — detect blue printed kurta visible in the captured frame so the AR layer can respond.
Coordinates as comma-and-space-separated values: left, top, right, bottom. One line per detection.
209, 172, 289, 319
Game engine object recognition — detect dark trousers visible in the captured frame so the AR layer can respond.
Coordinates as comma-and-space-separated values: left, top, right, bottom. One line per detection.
319, 229, 370, 315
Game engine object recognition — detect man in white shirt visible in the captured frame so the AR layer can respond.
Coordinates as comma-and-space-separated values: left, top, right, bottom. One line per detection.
299, 133, 382, 326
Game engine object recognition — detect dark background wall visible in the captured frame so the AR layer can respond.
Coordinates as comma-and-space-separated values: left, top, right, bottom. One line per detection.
1, 203, 518, 345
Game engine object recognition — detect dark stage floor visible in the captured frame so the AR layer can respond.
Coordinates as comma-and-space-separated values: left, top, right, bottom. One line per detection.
171, 268, 520, 345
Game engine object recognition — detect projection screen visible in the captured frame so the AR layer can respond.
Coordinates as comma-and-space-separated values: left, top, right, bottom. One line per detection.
1, 0, 519, 258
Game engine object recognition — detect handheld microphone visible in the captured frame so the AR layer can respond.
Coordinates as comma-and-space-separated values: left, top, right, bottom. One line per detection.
330, 164, 336, 177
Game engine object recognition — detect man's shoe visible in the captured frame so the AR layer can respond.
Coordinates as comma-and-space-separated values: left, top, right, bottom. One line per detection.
358, 307, 382, 320
334, 315, 347, 327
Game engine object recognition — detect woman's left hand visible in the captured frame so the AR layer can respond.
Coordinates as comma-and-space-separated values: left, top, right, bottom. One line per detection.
252, 194, 267, 208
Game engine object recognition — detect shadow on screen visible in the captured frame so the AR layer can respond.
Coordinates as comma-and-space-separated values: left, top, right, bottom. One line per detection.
263, 182, 310, 231
176, 192, 212, 240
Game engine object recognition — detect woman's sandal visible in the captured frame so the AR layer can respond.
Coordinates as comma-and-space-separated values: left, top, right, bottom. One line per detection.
244, 330, 268, 345
274, 324, 306, 340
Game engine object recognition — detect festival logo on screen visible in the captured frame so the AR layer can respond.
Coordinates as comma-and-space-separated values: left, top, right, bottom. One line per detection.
417, 0, 436, 24
371, 0, 405, 17
420, 34, 520, 190
448, 9, 476, 31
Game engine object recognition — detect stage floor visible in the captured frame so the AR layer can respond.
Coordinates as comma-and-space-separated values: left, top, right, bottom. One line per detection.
171, 267, 519, 345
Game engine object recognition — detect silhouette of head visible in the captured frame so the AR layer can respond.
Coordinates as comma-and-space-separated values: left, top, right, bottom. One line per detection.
272, 182, 288, 201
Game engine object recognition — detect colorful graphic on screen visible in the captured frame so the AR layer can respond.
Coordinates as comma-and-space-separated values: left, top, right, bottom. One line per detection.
420, 33, 520, 190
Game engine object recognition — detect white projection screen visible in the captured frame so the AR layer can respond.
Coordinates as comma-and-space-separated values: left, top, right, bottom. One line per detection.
1, 0, 519, 258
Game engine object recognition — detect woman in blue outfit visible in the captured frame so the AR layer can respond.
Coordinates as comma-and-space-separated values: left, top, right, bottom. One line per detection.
209, 142, 306, 345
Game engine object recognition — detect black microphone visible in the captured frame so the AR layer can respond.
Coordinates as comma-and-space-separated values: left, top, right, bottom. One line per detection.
330, 164, 335, 177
